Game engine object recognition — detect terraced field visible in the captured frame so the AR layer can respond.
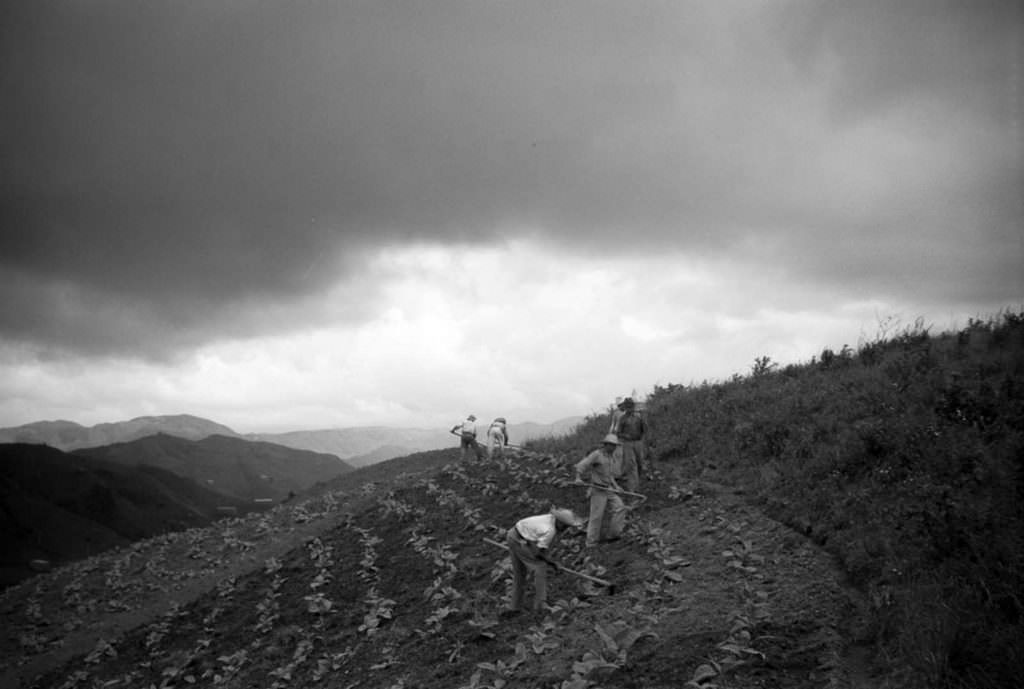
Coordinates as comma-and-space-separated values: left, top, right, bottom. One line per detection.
2, 447, 871, 689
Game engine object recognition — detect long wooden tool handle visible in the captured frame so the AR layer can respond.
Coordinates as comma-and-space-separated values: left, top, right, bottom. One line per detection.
482, 537, 612, 587
585, 483, 648, 500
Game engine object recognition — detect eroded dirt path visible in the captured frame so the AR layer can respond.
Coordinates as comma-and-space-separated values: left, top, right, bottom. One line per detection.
610, 478, 877, 688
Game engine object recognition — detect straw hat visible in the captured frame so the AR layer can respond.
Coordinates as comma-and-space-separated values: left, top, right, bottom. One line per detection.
550, 507, 585, 528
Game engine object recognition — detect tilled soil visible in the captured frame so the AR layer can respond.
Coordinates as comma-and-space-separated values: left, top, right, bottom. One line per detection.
1, 450, 878, 689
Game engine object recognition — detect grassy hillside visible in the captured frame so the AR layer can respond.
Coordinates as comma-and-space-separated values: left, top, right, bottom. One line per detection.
532, 310, 1024, 688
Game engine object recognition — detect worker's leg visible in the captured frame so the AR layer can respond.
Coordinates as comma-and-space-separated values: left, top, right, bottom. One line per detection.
606, 493, 627, 539
505, 529, 528, 611
530, 561, 548, 611
586, 491, 608, 546
619, 443, 639, 493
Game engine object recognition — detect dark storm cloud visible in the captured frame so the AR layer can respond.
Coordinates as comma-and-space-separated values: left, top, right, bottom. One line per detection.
1, 1, 1020, 357
777, 0, 1020, 125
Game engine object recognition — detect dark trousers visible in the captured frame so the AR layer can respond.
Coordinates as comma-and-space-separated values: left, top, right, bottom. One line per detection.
506, 527, 548, 611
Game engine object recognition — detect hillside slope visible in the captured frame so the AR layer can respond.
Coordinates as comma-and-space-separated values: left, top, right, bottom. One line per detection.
2, 314, 1017, 689
73, 434, 353, 502
0, 447, 865, 689
247, 417, 584, 465
0, 444, 253, 589
531, 311, 1024, 688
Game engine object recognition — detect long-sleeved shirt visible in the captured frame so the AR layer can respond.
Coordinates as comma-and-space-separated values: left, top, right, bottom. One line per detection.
614, 411, 646, 441
514, 513, 557, 549
575, 448, 619, 489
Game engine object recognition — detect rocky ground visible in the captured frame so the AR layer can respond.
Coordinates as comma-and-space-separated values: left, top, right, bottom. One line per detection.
1, 448, 880, 689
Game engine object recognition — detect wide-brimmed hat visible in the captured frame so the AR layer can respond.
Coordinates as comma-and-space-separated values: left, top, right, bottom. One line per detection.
550, 507, 586, 528
467, 414, 477, 421
601, 433, 621, 445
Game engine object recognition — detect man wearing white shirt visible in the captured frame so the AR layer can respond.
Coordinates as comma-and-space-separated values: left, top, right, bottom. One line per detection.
450, 414, 484, 462
503, 507, 584, 615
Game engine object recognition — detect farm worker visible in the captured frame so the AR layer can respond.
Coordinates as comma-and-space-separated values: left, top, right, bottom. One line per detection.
609, 397, 647, 492
451, 414, 485, 462
503, 507, 585, 615
574, 434, 626, 547
487, 417, 509, 460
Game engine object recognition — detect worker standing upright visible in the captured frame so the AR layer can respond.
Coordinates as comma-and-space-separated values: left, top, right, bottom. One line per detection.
609, 397, 647, 492
574, 434, 626, 547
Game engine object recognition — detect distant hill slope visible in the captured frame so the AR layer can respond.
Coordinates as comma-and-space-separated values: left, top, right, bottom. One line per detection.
245, 426, 453, 465
0, 415, 584, 466
73, 433, 353, 502
0, 414, 239, 451
0, 443, 254, 589
248, 417, 585, 465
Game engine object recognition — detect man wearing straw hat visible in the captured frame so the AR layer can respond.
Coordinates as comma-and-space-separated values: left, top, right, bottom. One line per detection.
574, 434, 627, 547
503, 507, 585, 615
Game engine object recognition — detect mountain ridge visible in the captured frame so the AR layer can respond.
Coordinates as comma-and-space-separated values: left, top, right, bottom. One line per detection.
72, 433, 354, 502
0, 442, 257, 589
0, 414, 585, 465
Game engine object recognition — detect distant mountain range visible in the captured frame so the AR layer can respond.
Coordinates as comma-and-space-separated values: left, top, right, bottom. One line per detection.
0, 443, 253, 588
74, 433, 354, 502
0, 414, 585, 466
0, 415, 237, 451
0, 433, 354, 589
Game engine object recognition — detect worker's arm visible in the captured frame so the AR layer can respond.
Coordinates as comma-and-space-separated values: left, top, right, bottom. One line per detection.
573, 453, 592, 483
533, 545, 561, 571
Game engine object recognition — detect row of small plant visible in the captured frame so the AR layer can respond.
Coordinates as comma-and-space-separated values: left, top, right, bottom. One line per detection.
432, 450, 684, 689
13, 485, 358, 689
20, 441, 733, 689
1, 482, 357, 678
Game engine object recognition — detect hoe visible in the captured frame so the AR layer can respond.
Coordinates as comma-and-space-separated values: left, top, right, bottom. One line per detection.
482, 537, 617, 594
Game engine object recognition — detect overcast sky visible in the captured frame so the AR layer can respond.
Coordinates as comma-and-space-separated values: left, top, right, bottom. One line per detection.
1, 1, 1021, 433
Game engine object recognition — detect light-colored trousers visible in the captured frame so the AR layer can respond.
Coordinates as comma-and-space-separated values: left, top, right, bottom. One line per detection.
487, 430, 505, 459
506, 527, 548, 611
585, 488, 625, 546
